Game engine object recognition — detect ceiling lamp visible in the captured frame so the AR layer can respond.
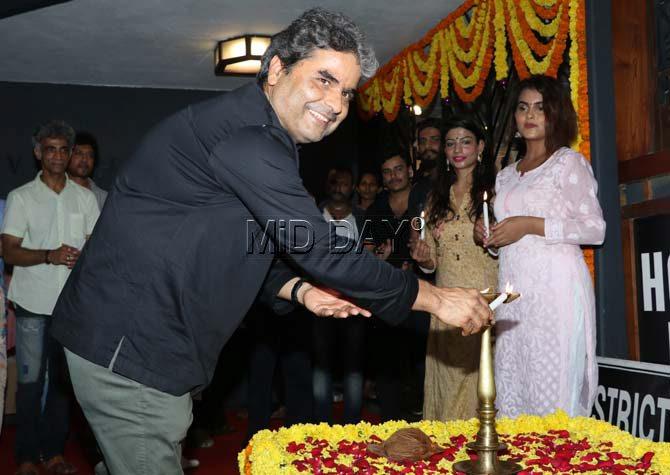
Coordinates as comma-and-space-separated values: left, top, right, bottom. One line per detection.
214, 35, 272, 76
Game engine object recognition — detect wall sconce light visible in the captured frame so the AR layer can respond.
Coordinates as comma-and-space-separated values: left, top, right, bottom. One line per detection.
214, 34, 272, 76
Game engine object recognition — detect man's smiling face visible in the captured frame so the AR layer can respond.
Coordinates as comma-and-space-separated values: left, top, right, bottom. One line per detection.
265, 49, 361, 144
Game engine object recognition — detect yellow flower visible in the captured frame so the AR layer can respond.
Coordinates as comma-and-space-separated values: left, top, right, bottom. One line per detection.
493, 0, 509, 80
439, 30, 451, 98
506, 0, 561, 74
568, 0, 581, 150
520, 0, 562, 38
448, 2, 487, 63
455, 7, 477, 38
241, 411, 670, 474
534, 0, 559, 7
447, 2, 492, 89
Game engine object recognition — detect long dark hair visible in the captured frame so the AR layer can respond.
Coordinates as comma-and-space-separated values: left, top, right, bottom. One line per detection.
427, 117, 496, 227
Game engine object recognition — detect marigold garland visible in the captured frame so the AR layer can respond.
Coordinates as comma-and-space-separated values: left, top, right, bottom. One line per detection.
527, 0, 560, 20
358, 0, 582, 120
519, 0, 563, 38
455, 10, 477, 38
240, 411, 670, 474
512, 0, 557, 56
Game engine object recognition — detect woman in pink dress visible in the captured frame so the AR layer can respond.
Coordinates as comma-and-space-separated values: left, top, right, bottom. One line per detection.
476, 75, 605, 418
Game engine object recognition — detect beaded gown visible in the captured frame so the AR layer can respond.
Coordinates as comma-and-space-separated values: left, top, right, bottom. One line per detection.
422, 190, 498, 421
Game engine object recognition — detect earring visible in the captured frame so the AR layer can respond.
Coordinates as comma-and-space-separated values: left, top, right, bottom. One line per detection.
514, 131, 521, 138
446, 159, 451, 171
477, 153, 482, 163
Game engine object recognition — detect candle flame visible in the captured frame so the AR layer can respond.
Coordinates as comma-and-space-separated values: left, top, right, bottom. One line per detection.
483, 191, 488, 201
505, 282, 513, 293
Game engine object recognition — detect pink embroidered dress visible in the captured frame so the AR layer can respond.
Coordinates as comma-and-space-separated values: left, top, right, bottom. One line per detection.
493, 147, 605, 418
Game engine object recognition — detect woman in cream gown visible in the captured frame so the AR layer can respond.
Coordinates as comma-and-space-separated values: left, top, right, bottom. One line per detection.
411, 116, 498, 421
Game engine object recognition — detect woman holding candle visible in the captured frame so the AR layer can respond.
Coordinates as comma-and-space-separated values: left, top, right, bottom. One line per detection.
410, 117, 497, 421
476, 75, 605, 418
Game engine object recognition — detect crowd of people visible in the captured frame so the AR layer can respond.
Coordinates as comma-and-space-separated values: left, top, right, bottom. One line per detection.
0, 8, 605, 475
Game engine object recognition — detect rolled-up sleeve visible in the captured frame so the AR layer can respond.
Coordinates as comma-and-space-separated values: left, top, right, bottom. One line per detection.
208, 125, 418, 325
1, 191, 27, 239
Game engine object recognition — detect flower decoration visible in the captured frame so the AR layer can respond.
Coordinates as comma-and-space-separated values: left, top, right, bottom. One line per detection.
240, 411, 670, 474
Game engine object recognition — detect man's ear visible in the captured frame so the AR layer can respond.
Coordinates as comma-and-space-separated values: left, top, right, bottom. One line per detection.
266, 55, 285, 87
34, 144, 42, 161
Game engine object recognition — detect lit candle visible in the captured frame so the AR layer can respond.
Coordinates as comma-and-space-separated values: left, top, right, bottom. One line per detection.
483, 191, 490, 238
420, 210, 426, 240
489, 282, 513, 311
488, 292, 507, 311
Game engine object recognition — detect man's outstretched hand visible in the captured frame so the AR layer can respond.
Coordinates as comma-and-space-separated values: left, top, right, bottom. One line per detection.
413, 280, 492, 335
302, 285, 372, 319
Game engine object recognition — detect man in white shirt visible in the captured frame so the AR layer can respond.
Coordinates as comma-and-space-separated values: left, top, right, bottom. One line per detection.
314, 167, 367, 424
1, 120, 99, 475
321, 167, 360, 242
67, 132, 107, 211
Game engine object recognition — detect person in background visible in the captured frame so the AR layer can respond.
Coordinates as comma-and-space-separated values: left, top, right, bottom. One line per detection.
414, 118, 442, 183
313, 167, 366, 424
67, 132, 107, 210
0, 199, 5, 292
0, 242, 6, 434
355, 171, 380, 211
407, 118, 443, 221
410, 116, 498, 421
1, 120, 99, 475
476, 75, 605, 418
365, 152, 426, 421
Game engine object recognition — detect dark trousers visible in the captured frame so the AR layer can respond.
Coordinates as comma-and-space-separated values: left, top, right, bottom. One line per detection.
15, 305, 70, 464
312, 316, 365, 424
192, 328, 247, 433
246, 306, 312, 440
373, 310, 429, 422
373, 318, 405, 422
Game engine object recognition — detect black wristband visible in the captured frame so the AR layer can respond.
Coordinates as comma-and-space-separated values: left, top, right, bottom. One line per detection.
45, 250, 51, 265
291, 279, 307, 305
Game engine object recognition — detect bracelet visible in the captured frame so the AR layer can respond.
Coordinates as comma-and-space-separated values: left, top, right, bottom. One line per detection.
291, 278, 307, 306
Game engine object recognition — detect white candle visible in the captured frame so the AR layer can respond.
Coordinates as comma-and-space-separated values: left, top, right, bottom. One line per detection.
420, 210, 426, 240
490, 283, 514, 311
489, 292, 507, 311
483, 191, 490, 238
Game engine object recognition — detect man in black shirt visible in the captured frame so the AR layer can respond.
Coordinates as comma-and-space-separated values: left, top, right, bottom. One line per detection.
408, 118, 443, 221
52, 8, 491, 474
364, 152, 428, 420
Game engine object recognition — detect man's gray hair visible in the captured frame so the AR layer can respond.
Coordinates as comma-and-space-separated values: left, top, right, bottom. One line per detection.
257, 7, 378, 84
32, 120, 76, 149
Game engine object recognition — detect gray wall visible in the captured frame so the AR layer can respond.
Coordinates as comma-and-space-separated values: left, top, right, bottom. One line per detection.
0, 81, 220, 197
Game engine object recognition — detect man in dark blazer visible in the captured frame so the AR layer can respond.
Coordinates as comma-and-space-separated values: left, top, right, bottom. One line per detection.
51, 8, 491, 474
